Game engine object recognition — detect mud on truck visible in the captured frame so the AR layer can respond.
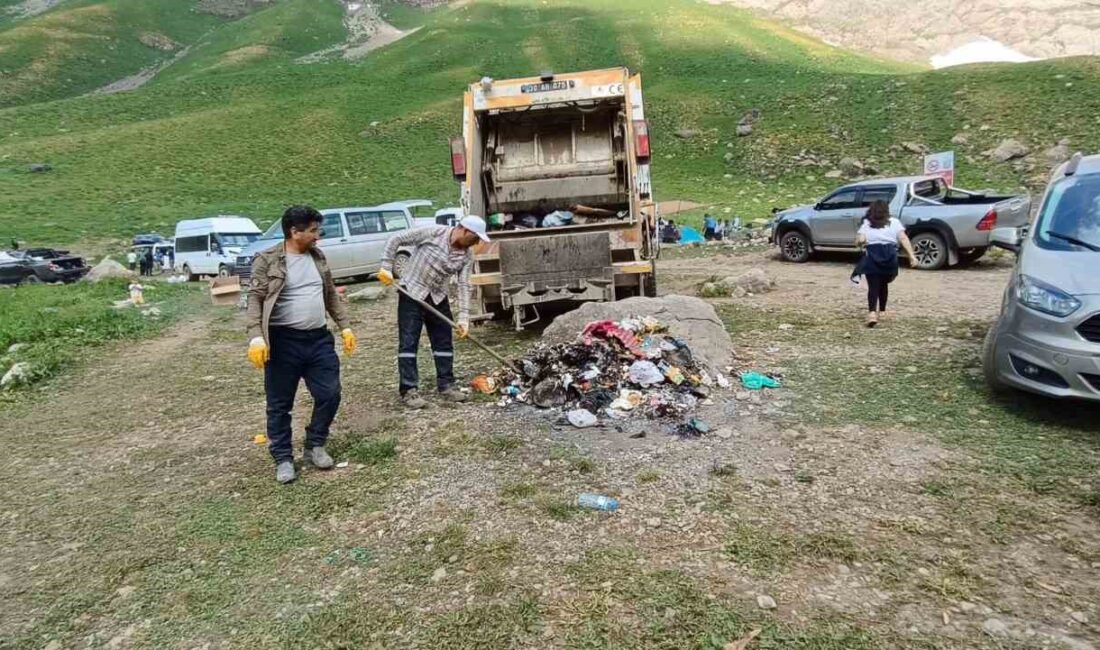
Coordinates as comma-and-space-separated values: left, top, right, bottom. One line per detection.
450, 67, 658, 330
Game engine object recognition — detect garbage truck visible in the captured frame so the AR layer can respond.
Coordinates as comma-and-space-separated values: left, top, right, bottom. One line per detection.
450, 67, 658, 330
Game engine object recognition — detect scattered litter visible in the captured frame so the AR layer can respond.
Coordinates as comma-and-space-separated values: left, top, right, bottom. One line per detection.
471, 375, 497, 394
740, 371, 780, 390
165, 274, 189, 284
483, 315, 734, 435
576, 493, 620, 511
336, 461, 349, 468
778, 323, 795, 331
253, 434, 268, 445
567, 408, 598, 428
628, 360, 664, 387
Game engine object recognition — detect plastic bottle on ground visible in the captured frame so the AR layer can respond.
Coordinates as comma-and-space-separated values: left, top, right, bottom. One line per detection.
576, 493, 620, 512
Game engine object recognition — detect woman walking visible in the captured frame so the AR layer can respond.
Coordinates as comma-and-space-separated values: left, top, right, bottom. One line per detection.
854, 200, 916, 327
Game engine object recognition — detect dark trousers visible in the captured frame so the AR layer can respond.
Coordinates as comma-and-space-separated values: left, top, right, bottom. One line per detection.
397, 292, 454, 394
867, 275, 890, 312
264, 326, 341, 464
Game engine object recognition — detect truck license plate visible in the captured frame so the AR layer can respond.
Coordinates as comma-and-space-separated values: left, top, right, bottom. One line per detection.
521, 80, 575, 94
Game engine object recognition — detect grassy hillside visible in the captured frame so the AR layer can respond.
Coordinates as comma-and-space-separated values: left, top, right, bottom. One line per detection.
1, 0, 1099, 248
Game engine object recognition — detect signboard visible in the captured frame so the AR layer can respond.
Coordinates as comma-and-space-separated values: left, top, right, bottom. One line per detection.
923, 150, 955, 186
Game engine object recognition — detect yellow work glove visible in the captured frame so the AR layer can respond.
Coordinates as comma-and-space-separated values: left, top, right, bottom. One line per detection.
248, 337, 269, 370
377, 268, 394, 286
456, 323, 469, 339
341, 328, 358, 355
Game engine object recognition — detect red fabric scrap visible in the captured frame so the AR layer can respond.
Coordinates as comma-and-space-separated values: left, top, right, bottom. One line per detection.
581, 320, 644, 357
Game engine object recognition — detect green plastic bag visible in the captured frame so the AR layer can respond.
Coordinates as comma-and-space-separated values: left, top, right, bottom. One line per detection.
740, 371, 780, 390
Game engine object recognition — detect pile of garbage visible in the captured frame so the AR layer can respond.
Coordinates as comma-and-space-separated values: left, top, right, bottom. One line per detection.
487, 204, 628, 231
474, 315, 734, 434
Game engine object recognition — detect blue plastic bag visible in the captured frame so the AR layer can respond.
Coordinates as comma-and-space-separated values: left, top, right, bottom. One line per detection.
740, 371, 780, 390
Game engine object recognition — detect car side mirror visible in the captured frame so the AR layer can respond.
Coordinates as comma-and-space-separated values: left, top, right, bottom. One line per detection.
990, 227, 1022, 254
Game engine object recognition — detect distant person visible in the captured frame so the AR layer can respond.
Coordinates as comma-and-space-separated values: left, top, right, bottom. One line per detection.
126, 250, 138, 272
167, 248, 175, 272
703, 214, 718, 241
661, 219, 680, 244
246, 205, 358, 484
715, 219, 726, 240
853, 200, 916, 327
143, 248, 154, 276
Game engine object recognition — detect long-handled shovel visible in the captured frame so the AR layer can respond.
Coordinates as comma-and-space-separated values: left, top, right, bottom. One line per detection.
393, 284, 518, 371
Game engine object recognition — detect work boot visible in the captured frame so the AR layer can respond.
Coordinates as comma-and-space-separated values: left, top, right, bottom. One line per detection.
439, 386, 469, 403
304, 446, 334, 470
275, 461, 297, 484
402, 389, 427, 409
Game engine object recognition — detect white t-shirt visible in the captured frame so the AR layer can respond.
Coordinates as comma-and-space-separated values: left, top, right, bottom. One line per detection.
859, 218, 905, 246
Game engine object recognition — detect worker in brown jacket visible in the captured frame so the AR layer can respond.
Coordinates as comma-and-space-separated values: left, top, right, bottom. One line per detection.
246, 206, 358, 484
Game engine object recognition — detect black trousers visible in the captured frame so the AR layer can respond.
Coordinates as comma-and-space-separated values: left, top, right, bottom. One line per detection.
866, 274, 891, 312
397, 292, 454, 394
264, 326, 341, 464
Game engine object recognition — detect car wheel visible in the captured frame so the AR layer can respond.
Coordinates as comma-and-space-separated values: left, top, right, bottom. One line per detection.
981, 324, 1011, 396
779, 231, 811, 263
22, 273, 42, 285
910, 232, 948, 270
182, 264, 197, 282
393, 252, 411, 280
218, 265, 230, 278
957, 247, 988, 266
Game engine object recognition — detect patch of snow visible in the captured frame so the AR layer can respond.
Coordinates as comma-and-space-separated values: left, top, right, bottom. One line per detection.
931, 37, 1037, 69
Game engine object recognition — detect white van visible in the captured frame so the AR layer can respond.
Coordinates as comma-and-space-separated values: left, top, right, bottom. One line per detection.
174, 216, 262, 280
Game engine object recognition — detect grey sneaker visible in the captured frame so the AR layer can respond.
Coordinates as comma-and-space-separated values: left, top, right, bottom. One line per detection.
439, 386, 469, 403
402, 389, 427, 409
304, 446, 334, 469
275, 461, 297, 484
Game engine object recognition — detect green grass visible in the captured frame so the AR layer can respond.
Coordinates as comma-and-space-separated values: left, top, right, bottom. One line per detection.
723, 523, 863, 575
0, 278, 196, 396
3, 0, 1098, 249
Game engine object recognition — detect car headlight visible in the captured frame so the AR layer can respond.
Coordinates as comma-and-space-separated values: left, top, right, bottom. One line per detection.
1016, 274, 1081, 317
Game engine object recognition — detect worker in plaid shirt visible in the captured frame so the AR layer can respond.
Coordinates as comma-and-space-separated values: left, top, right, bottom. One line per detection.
378, 216, 490, 409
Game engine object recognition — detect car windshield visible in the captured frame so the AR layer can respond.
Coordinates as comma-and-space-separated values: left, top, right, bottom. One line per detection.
260, 221, 283, 239
1034, 173, 1100, 252
216, 233, 260, 247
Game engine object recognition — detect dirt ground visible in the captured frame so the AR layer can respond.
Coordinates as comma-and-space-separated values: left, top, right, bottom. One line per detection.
2, 247, 1099, 649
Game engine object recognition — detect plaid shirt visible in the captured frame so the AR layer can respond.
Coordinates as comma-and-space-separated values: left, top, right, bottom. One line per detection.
382, 226, 473, 323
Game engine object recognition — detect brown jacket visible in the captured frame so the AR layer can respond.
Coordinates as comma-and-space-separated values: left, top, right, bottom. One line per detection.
246, 242, 350, 344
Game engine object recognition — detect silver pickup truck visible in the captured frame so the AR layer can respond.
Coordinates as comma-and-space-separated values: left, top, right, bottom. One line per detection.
772, 176, 1031, 269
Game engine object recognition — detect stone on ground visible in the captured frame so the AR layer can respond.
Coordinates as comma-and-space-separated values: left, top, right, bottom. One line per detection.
1, 362, 33, 388
543, 295, 733, 368
348, 286, 387, 302
86, 258, 135, 282
723, 269, 775, 294
985, 139, 1029, 162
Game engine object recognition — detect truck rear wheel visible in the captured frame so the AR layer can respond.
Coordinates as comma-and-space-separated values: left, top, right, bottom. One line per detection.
779, 231, 811, 263
910, 232, 948, 270
643, 270, 658, 298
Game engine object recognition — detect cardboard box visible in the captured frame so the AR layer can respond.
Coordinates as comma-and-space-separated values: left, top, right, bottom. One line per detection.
208, 275, 242, 306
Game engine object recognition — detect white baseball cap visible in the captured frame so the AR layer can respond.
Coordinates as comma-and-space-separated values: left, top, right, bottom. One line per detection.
458, 215, 490, 242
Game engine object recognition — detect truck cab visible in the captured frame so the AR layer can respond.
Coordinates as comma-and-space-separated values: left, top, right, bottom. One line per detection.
452, 67, 658, 329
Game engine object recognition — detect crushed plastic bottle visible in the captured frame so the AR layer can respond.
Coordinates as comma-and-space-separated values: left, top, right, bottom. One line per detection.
576, 493, 620, 512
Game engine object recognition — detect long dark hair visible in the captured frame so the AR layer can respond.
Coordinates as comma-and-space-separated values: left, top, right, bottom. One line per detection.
864, 200, 890, 229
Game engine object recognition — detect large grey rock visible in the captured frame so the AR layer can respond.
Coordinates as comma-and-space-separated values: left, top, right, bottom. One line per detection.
838, 157, 863, 176
85, 258, 135, 282
674, 128, 697, 140
724, 268, 775, 294
1, 362, 33, 388
543, 295, 733, 368
986, 139, 1030, 162
348, 286, 387, 302
1044, 141, 1073, 165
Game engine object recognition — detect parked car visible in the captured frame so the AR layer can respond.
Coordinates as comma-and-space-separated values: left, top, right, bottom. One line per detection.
0, 251, 38, 285
772, 176, 1031, 269
982, 153, 1100, 402
234, 204, 417, 284
15, 248, 90, 283
174, 216, 261, 280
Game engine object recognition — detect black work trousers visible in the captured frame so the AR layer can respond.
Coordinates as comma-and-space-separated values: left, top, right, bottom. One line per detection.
397, 292, 454, 395
264, 326, 341, 464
